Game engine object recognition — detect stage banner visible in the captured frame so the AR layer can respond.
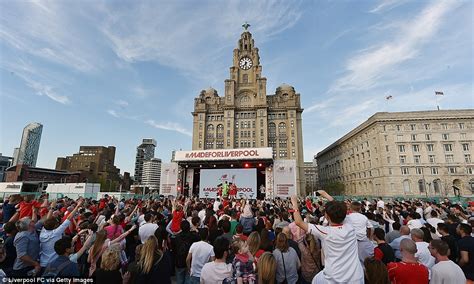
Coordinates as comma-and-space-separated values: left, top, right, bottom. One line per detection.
160, 163, 179, 196
199, 168, 257, 199
265, 167, 274, 199
186, 169, 194, 196
273, 160, 297, 198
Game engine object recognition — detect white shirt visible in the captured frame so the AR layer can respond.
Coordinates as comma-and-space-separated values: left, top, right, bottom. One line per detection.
430, 260, 466, 284
407, 219, 423, 230
198, 209, 206, 223
213, 200, 221, 212
138, 222, 158, 244
307, 223, 364, 283
426, 218, 444, 236
200, 261, 232, 283
415, 242, 435, 269
377, 200, 385, 209
345, 212, 373, 240
189, 241, 215, 277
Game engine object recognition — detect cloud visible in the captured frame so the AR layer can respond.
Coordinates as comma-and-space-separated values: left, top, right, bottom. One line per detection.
99, 1, 302, 82
145, 119, 192, 137
115, 100, 129, 107
4, 59, 71, 104
369, 0, 410, 13
0, 1, 101, 72
331, 1, 458, 92
107, 109, 119, 118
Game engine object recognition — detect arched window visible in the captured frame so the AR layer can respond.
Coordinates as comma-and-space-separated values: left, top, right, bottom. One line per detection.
216, 124, 224, 139
418, 179, 425, 193
469, 179, 474, 193
268, 123, 276, 138
240, 95, 250, 107
207, 124, 214, 132
433, 179, 441, 194
403, 179, 411, 193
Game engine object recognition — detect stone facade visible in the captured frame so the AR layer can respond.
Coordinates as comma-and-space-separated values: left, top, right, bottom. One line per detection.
191, 27, 305, 194
316, 110, 474, 197
303, 160, 318, 195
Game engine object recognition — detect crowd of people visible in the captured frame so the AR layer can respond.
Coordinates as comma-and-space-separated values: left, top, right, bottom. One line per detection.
0, 190, 472, 284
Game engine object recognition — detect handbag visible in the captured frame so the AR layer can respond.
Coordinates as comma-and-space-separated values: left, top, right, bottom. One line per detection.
280, 250, 288, 284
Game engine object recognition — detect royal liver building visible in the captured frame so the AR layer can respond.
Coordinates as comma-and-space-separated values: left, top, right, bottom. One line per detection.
191, 25, 305, 194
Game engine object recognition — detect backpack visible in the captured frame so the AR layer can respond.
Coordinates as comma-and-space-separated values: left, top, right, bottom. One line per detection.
42, 259, 71, 278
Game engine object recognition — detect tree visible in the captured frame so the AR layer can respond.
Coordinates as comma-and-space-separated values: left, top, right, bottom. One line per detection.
325, 181, 345, 196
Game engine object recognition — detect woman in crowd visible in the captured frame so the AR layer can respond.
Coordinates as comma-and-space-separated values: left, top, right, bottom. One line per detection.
94, 247, 122, 283
257, 252, 276, 284
272, 233, 300, 284
134, 235, 171, 284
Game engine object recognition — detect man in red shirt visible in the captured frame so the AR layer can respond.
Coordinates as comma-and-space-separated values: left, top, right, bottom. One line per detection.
387, 238, 429, 284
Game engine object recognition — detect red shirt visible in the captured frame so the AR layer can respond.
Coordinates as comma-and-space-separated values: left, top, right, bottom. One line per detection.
387, 261, 429, 284
18, 200, 41, 219
171, 210, 184, 233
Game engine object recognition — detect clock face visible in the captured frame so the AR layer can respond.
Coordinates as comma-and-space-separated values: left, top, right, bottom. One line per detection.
239, 57, 253, 70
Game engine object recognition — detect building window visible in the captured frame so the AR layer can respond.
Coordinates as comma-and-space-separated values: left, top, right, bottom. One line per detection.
227, 139, 230, 147
459, 123, 465, 129
396, 125, 401, 131
401, 168, 409, 175
418, 179, 426, 192
425, 134, 431, 141
442, 133, 449, 140
291, 120, 294, 128
291, 139, 295, 147
424, 124, 430, 130
399, 155, 406, 164
292, 149, 296, 157
431, 167, 438, 175
260, 139, 264, 146
429, 155, 436, 163
448, 167, 457, 174
410, 124, 416, 131
260, 119, 263, 127
279, 139, 287, 147
460, 133, 467, 139
268, 123, 276, 138
199, 141, 202, 148
398, 145, 405, 152
411, 134, 417, 141
443, 144, 453, 152
465, 154, 471, 163
416, 167, 423, 175
386, 145, 389, 152
278, 122, 286, 133
279, 150, 287, 158
389, 168, 393, 175
414, 155, 421, 164
462, 143, 470, 151
384, 135, 388, 141
427, 144, 434, 152
467, 168, 474, 175
441, 123, 448, 130
387, 157, 391, 163
445, 154, 454, 163
242, 74, 248, 83
412, 145, 420, 152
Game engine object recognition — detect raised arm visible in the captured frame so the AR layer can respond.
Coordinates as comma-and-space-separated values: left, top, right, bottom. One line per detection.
66, 198, 84, 221
317, 190, 334, 202
290, 196, 308, 232
110, 224, 137, 245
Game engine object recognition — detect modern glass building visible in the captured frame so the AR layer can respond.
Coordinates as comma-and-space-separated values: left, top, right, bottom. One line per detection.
14, 122, 43, 167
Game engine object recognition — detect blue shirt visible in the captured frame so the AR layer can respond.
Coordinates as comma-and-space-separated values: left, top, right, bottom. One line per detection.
2, 202, 16, 223
13, 231, 40, 271
39, 219, 71, 267
46, 255, 80, 278
389, 235, 411, 260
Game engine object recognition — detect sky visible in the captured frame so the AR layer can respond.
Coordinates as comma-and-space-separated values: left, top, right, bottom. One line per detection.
0, 0, 473, 175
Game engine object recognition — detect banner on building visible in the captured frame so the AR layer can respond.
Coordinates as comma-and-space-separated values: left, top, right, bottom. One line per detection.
265, 167, 274, 199
273, 160, 297, 198
199, 168, 257, 199
160, 163, 179, 196
185, 169, 194, 196
174, 148, 272, 162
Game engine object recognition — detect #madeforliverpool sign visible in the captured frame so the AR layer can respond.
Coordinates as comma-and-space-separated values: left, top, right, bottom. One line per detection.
174, 147, 273, 162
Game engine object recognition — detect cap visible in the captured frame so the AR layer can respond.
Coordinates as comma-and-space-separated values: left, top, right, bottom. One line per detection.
468, 201, 474, 207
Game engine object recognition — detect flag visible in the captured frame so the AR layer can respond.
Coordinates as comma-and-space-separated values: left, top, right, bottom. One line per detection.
435, 91, 444, 96
386, 95, 393, 100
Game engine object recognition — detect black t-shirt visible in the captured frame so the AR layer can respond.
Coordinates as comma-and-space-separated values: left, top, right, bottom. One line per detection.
458, 235, 474, 280
441, 234, 459, 262
135, 251, 172, 284
95, 268, 122, 283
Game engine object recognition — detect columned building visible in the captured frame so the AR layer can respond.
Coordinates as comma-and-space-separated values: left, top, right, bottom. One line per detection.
316, 110, 474, 197
191, 25, 305, 193
134, 138, 157, 183
13, 122, 43, 167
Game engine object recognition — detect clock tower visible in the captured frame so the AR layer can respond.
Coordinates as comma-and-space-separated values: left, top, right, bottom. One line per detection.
191, 24, 305, 195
